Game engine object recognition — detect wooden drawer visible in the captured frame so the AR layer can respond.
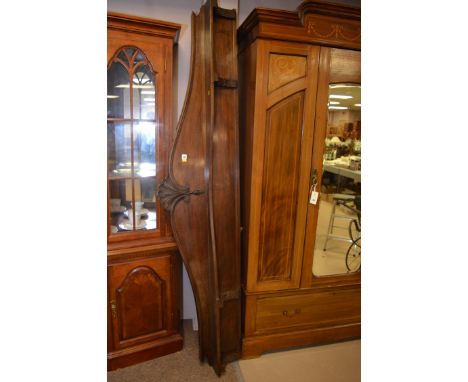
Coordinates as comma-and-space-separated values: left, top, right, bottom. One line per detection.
252, 288, 360, 335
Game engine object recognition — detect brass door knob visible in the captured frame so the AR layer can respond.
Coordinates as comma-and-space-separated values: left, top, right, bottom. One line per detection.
110, 300, 117, 319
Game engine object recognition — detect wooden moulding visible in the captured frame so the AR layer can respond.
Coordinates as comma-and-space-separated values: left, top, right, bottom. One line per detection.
237, 0, 360, 52
158, 0, 241, 376
108, 334, 183, 370
242, 323, 360, 359
107, 12, 181, 42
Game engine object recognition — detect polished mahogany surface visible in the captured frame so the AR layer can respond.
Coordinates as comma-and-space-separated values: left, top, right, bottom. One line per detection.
238, 0, 361, 359
158, 0, 241, 376
107, 12, 182, 371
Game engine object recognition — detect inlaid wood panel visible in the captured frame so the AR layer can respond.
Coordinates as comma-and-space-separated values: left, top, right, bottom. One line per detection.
258, 91, 305, 282
268, 54, 307, 93
304, 14, 360, 46
116, 266, 165, 340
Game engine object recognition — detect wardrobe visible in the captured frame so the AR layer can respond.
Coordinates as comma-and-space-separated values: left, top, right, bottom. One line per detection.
238, 0, 361, 357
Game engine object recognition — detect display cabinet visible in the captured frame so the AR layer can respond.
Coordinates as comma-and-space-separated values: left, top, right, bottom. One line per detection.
238, 0, 361, 358
107, 12, 182, 371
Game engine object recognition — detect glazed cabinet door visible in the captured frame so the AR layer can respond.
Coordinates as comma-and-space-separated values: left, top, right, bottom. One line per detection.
107, 29, 174, 242
245, 40, 320, 292
108, 254, 176, 351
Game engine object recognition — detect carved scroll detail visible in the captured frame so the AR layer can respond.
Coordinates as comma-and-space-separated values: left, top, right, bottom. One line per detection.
306, 21, 360, 42
158, 176, 203, 212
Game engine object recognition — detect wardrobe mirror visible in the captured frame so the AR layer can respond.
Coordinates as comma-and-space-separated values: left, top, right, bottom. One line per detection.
312, 83, 361, 276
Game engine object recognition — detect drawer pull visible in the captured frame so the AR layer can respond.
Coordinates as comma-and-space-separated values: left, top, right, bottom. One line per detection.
282, 308, 301, 317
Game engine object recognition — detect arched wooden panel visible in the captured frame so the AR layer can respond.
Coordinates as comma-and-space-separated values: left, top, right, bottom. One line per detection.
116, 266, 166, 341
258, 91, 305, 281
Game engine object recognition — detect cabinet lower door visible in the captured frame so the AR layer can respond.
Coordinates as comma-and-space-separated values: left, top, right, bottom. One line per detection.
108, 255, 174, 350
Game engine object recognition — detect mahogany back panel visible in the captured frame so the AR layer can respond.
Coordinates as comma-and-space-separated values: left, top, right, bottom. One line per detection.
212, 11, 241, 363
158, 0, 240, 375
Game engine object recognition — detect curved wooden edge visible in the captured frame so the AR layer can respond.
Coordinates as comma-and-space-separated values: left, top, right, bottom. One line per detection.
158, 3, 211, 366
168, 12, 198, 185
107, 12, 181, 42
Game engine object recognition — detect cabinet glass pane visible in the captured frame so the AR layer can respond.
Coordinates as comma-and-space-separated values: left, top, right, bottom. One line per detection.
121, 177, 157, 231
312, 84, 361, 276
135, 177, 157, 230
134, 121, 156, 178
109, 179, 131, 234
109, 178, 157, 232
108, 122, 132, 178
132, 64, 156, 120
107, 61, 131, 119
108, 47, 159, 236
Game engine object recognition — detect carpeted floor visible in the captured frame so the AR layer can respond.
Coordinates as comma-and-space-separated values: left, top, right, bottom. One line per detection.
107, 321, 242, 382
239, 340, 360, 382
108, 320, 360, 382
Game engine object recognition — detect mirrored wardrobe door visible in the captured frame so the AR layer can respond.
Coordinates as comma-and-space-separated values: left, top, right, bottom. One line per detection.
302, 48, 361, 284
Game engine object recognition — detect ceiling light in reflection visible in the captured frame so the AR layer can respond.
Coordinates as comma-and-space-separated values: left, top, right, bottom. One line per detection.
136, 162, 156, 178
328, 106, 348, 110
115, 84, 154, 89
329, 95, 353, 99
354, 103, 361, 107
329, 101, 340, 105
141, 91, 155, 95
107, 95, 119, 99
329, 84, 361, 88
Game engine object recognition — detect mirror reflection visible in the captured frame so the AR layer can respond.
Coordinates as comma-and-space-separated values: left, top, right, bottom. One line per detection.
312, 84, 361, 276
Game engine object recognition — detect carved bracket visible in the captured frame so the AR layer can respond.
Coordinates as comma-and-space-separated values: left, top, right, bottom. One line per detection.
158, 176, 204, 212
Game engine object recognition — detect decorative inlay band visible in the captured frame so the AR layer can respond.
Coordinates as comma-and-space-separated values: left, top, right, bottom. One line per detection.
158, 176, 204, 212
306, 21, 360, 42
